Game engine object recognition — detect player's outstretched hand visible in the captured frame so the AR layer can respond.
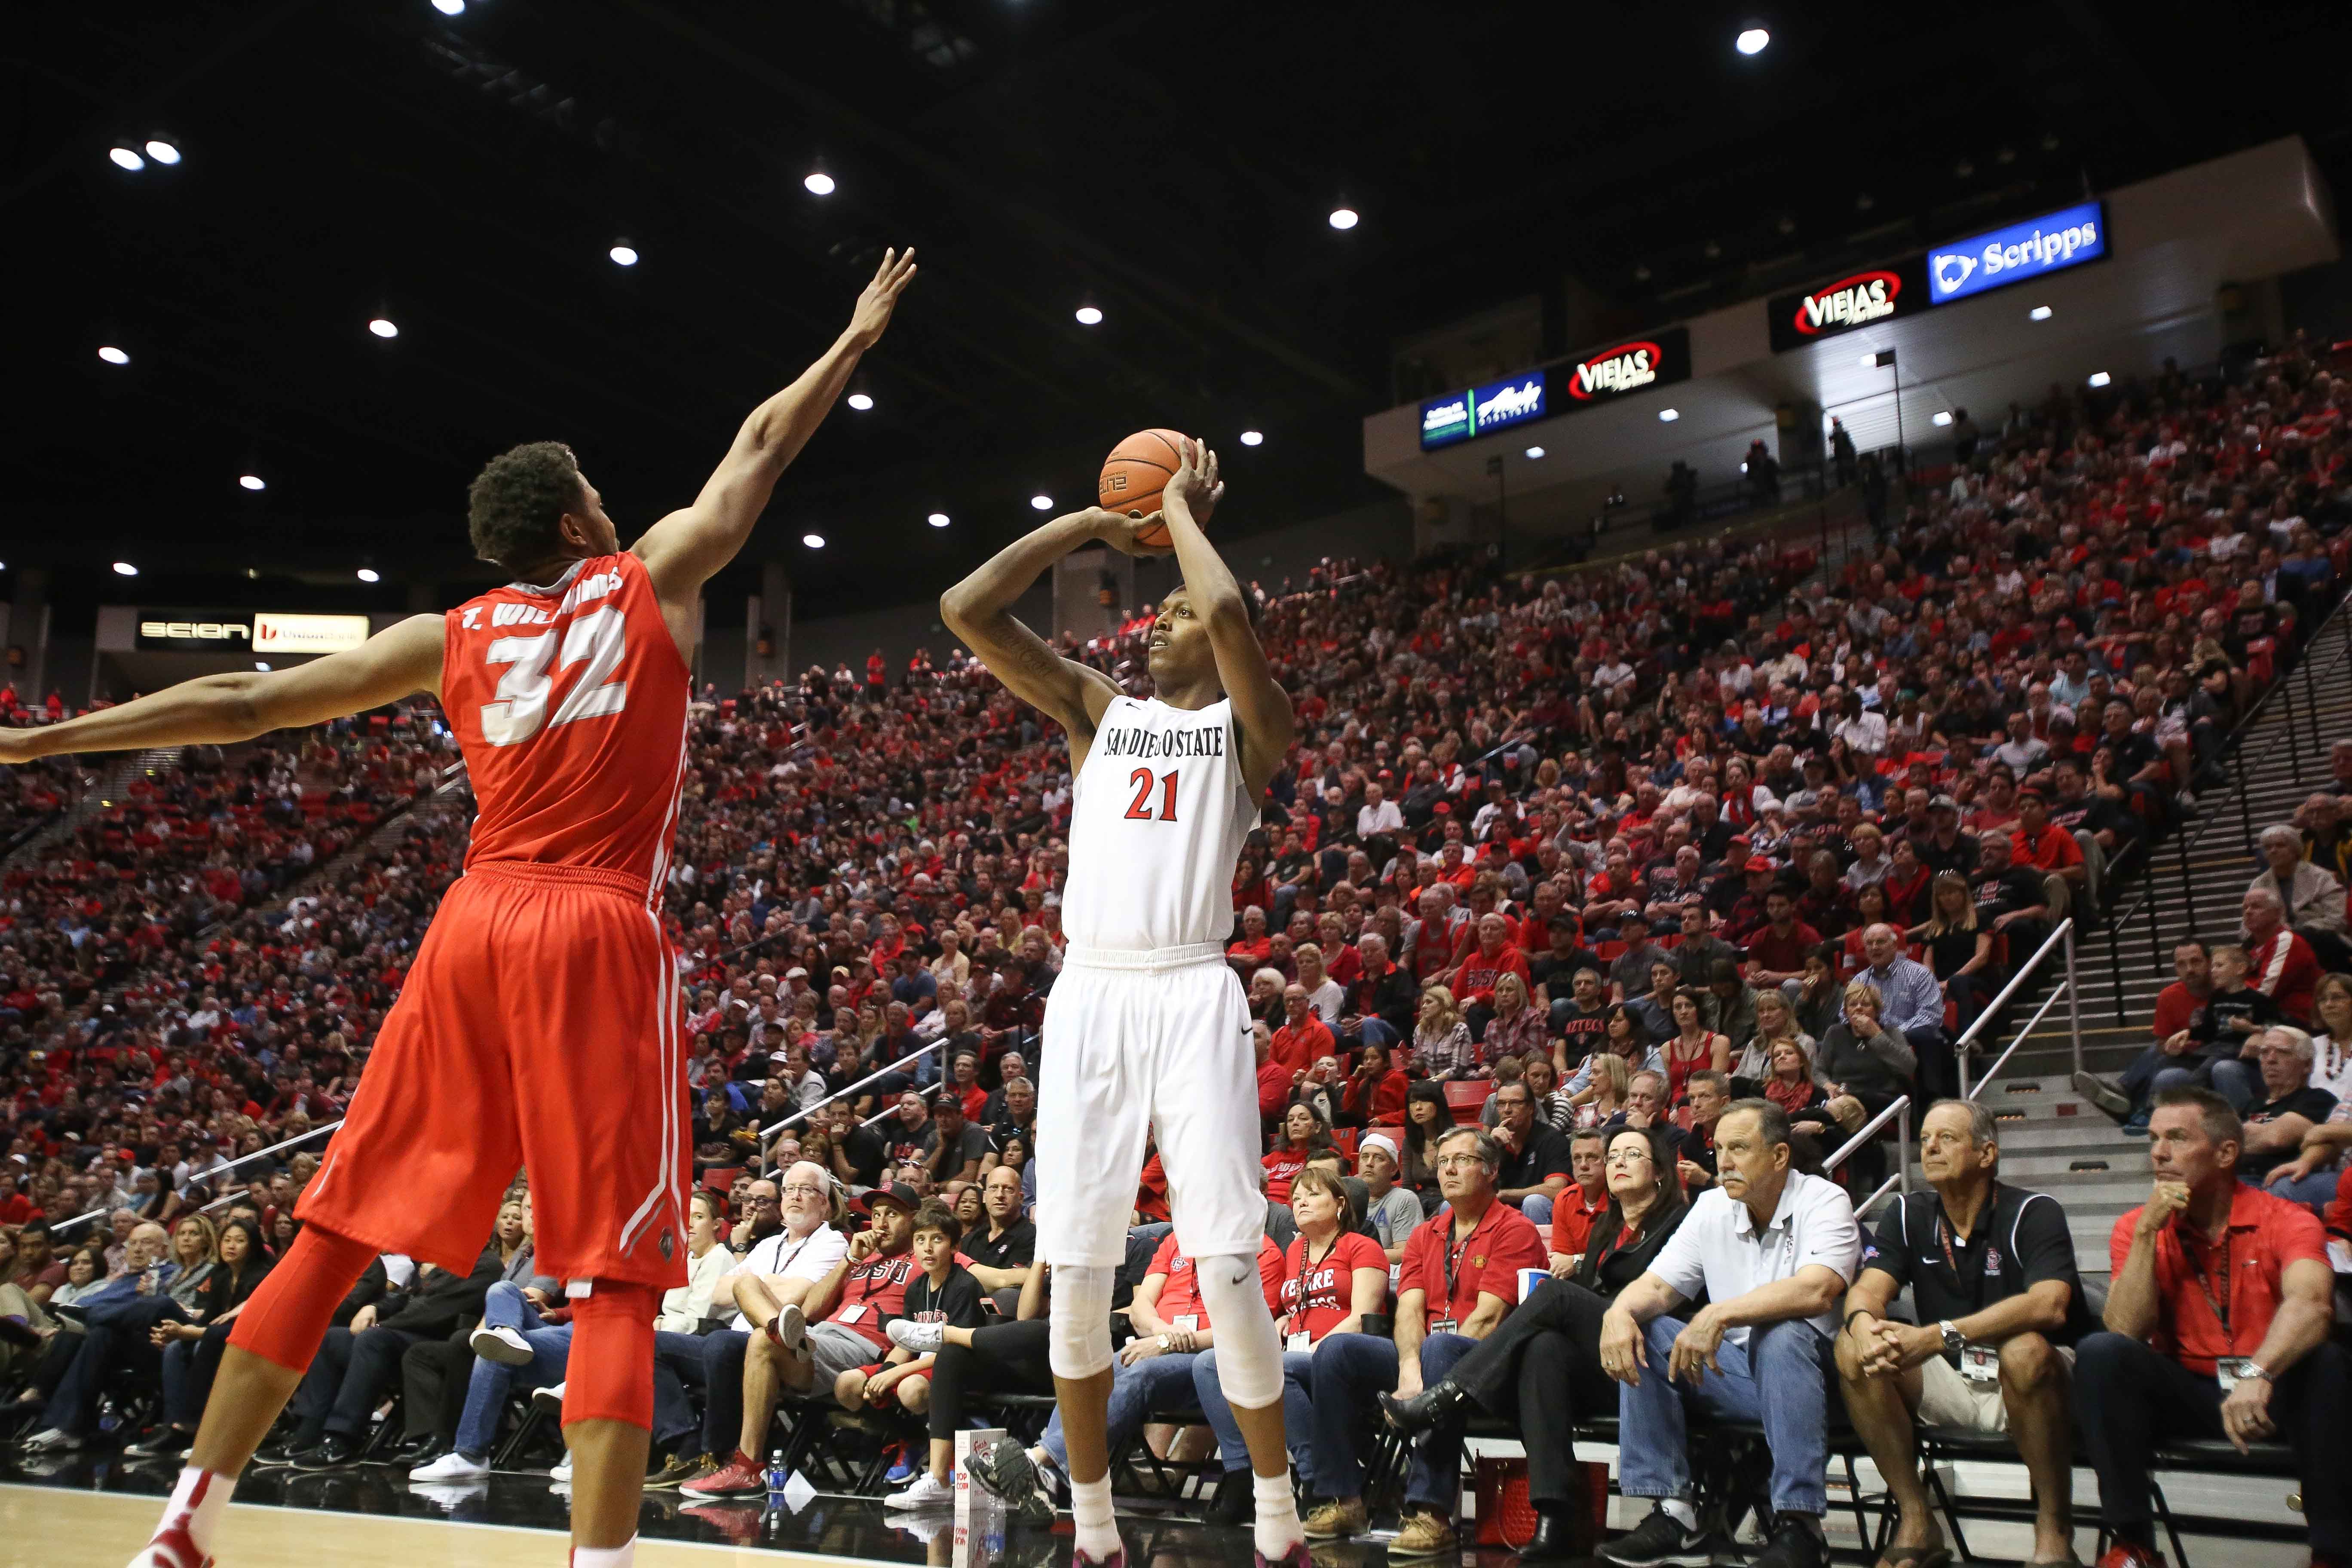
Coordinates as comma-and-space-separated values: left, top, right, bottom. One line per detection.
1084, 505, 1174, 558
1166, 435, 1223, 519
845, 246, 919, 348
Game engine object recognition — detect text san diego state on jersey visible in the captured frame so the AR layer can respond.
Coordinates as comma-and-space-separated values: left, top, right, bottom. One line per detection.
1060, 694, 1257, 952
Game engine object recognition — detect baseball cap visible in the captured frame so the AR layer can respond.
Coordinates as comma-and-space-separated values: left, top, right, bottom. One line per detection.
784, 967, 809, 980
857, 1181, 920, 1217
1745, 856, 1777, 874
1930, 794, 1959, 812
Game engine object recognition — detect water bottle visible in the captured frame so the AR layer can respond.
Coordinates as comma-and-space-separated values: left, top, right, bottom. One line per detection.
764, 1448, 788, 1502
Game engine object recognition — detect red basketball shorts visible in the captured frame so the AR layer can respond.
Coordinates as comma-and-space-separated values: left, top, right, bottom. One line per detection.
297, 861, 689, 1291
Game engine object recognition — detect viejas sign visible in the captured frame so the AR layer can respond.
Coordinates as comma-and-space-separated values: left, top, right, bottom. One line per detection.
1563, 325, 1690, 410
1767, 257, 1929, 353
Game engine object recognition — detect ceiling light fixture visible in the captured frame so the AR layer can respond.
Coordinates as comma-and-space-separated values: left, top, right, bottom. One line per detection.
803, 171, 836, 196
2087, 371, 2111, 388
1029, 494, 1053, 511
802, 532, 826, 548
608, 242, 639, 266
368, 317, 398, 339
1327, 207, 1359, 231
113, 561, 138, 576
109, 146, 144, 171
1932, 410, 1954, 426
98, 345, 130, 365
356, 567, 380, 582
431, 0, 465, 13
927, 512, 951, 528
239, 474, 266, 492
846, 392, 874, 411
2029, 305, 2053, 321
1657, 408, 1680, 422
1074, 304, 1104, 326
255, 662, 272, 671
1735, 27, 1770, 55
1524, 445, 1546, 459
1239, 430, 1263, 447
143, 139, 181, 165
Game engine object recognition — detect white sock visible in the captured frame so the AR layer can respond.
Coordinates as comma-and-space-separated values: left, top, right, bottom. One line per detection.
570, 1540, 636, 1568
1657, 1496, 1697, 1531
1070, 1475, 1119, 1560
1253, 1469, 1303, 1557
159, 1467, 234, 1556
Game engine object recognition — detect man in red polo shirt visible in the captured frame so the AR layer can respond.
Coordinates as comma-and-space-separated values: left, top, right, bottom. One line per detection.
2008, 787, 2084, 898
2240, 885, 2321, 1022
1269, 984, 1335, 1078
1743, 887, 1821, 988
1548, 1128, 1611, 1264
1302, 1124, 1546, 1558
2075, 1087, 2347, 1568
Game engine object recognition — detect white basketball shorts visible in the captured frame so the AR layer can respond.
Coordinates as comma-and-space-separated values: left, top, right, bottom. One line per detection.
1035, 943, 1263, 1268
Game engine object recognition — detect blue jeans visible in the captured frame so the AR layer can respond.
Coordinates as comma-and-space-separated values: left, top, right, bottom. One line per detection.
483, 1279, 544, 1333
1520, 1194, 1555, 1229
1040, 1350, 1200, 1470
2255, 1166, 2341, 1208
652, 1330, 712, 1450
1617, 1315, 1833, 1517
1194, 1348, 1316, 1485
1309, 1330, 1476, 1510
2122, 1049, 2259, 1115
454, 1325, 572, 1457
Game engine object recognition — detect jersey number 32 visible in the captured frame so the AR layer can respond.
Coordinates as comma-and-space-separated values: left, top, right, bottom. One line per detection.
479, 606, 630, 747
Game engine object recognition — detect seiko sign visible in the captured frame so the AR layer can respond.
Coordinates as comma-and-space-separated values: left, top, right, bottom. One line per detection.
1767, 258, 1929, 353
135, 610, 371, 654
1419, 370, 1548, 450
1926, 199, 2108, 305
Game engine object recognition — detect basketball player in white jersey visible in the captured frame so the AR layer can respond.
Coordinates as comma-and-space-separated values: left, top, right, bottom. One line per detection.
940, 437, 1303, 1568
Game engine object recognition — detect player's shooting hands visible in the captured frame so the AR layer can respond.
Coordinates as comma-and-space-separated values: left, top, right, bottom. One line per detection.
844, 246, 918, 349
1164, 436, 1223, 520
1085, 506, 1173, 558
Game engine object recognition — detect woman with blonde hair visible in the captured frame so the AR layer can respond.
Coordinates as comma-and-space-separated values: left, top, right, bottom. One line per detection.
1912, 870, 1993, 1036
1569, 1050, 1632, 1130
1732, 987, 1815, 1082
1415, 985, 1474, 1079
1481, 971, 1548, 1069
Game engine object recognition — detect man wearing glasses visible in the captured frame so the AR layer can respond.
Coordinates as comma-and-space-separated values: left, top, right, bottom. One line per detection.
676, 1164, 847, 1495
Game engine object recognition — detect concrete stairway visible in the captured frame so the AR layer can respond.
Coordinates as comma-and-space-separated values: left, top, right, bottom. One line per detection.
1924, 593, 2352, 1274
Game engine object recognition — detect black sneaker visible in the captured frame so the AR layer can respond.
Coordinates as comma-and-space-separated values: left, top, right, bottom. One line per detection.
252, 1438, 317, 1468
294, 1433, 359, 1470
1749, 1513, 1826, 1568
1599, 1505, 1712, 1567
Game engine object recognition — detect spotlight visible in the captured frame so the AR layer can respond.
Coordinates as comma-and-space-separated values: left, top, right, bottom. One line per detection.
431, 0, 465, 12
2087, 371, 2111, 388
2029, 305, 2053, 321
239, 475, 266, 492
1932, 411, 1954, 427
608, 243, 639, 266
803, 171, 836, 196
1029, 495, 1053, 511
255, 662, 272, 672
1239, 430, 1264, 447
1074, 305, 1104, 326
368, 317, 399, 339
1735, 27, 1770, 55
802, 532, 826, 548
356, 568, 380, 583
109, 146, 144, 171
1524, 446, 1546, 459
927, 512, 951, 528
1328, 207, 1359, 231
143, 139, 181, 165
846, 392, 874, 411
1860, 350, 1882, 368
1657, 408, 1679, 422
113, 561, 139, 576
98, 345, 130, 366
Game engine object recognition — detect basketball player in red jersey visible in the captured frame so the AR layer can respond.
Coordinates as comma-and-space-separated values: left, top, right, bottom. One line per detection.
0, 248, 916, 1568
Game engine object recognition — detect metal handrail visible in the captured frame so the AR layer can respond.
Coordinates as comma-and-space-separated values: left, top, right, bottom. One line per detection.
1823, 1094, 1910, 1174
1951, 917, 2073, 1098
753, 1038, 948, 1165
1854, 1169, 1904, 1214
52, 1118, 344, 1236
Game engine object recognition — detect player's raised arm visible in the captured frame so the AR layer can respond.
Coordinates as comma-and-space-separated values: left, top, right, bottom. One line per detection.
938, 510, 1129, 759
1159, 436, 1294, 796
0, 613, 446, 764
634, 246, 919, 600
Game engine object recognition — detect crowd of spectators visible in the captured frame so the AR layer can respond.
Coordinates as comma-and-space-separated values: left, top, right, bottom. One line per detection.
4, 334, 2352, 1567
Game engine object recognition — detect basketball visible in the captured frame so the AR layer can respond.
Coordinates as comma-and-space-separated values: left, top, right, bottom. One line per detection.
1099, 427, 1212, 546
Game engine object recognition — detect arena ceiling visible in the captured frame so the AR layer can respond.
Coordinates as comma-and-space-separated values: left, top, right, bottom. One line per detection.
12, 0, 2352, 624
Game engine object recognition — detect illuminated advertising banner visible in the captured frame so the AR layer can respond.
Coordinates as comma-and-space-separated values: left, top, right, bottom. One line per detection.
1767, 257, 1930, 353
253, 612, 370, 653
1420, 371, 1547, 450
1926, 199, 2107, 305
135, 610, 371, 654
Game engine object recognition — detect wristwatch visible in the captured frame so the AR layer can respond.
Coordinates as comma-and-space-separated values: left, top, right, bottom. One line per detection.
2240, 1361, 2271, 1383
1939, 1320, 1966, 1355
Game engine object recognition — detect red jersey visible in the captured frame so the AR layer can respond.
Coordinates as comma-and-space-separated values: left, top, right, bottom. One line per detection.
1147, 1233, 1284, 1324
441, 552, 691, 897
828, 1247, 922, 1350
1276, 1230, 1387, 1342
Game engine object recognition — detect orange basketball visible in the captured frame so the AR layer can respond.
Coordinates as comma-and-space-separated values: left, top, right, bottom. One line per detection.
1098, 428, 1212, 546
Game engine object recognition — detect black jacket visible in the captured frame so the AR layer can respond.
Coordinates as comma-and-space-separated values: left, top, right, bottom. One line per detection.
377, 1240, 502, 1335
1574, 1198, 1692, 1302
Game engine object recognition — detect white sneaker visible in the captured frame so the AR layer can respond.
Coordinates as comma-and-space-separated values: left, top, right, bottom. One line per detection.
469, 1324, 534, 1366
885, 1470, 954, 1510
20, 1427, 81, 1452
409, 1449, 490, 1482
532, 1381, 566, 1415
550, 1456, 574, 1484
886, 1317, 946, 1354
767, 1302, 806, 1352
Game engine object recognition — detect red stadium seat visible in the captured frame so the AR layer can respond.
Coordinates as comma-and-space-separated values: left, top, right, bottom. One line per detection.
1332, 1127, 1358, 1158
1444, 1079, 1495, 1117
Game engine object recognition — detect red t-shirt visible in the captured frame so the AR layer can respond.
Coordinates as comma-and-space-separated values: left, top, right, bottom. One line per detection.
1550, 1182, 1610, 1258
2107, 1184, 2328, 1374
828, 1247, 921, 1350
2010, 823, 2083, 873
1257, 1061, 1293, 1119
1262, 1148, 1310, 1202
1276, 1231, 1389, 1342
1146, 1234, 1284, 1324
1270, 1016, 1334, 1077
1399, 1200, 1549, 1327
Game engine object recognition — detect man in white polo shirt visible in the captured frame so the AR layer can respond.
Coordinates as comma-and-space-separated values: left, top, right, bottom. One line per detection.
1597, 1099, 1862, 1568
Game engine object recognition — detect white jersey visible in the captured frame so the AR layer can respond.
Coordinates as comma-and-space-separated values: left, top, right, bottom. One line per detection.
1060, 694, 1257, 952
